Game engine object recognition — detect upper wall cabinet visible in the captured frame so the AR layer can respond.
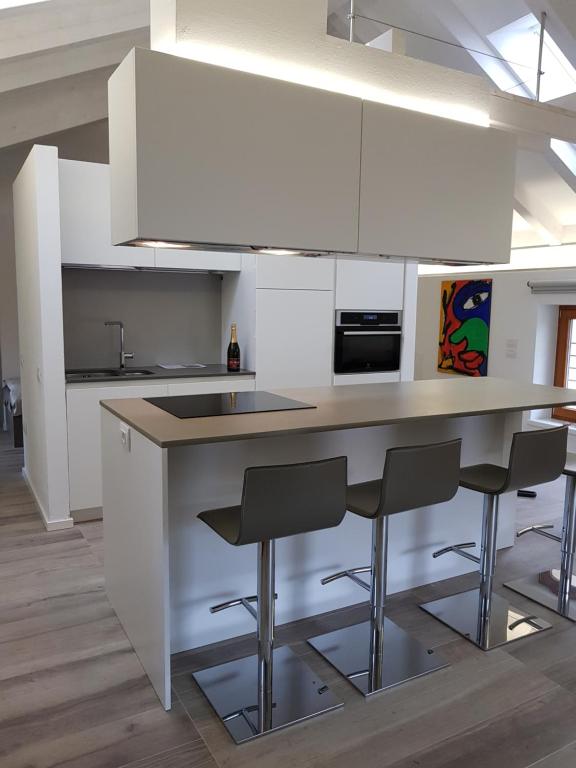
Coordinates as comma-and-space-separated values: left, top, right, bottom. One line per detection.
59, 160, 154, 268
109, 48, 363, 254
335, 259, 404, 310
358, 102, 516, 264
256, 254, 335, 290
155, 249, 241, 272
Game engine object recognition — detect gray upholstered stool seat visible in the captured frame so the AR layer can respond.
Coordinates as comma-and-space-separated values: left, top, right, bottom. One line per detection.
459, 464, 508, 494
506, 452, 576, 621
308, 438, 461, 697
346, 481, 380, 518
198, 506, 242, 544
193, 457, 347, 744
422, 425, 568, 650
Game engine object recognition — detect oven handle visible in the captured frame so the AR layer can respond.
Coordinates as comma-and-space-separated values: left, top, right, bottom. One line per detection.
341, 331, 402, 336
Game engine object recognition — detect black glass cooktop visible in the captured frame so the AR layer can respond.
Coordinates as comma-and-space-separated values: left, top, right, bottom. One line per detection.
144, 391, 316, 420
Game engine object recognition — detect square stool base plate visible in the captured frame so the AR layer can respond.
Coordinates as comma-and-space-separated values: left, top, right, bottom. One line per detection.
505, 571, 576, 622
420, 588, 552, 650
192, 645, 343, 744
307, 618, 448, 697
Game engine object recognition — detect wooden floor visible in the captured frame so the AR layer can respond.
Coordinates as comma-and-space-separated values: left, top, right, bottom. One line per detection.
3, 430, 576, 767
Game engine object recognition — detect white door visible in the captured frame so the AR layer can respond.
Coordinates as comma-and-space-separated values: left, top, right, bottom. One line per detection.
255, 290, 334, 389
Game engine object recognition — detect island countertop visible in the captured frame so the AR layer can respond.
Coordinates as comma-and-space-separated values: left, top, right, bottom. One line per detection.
100, 377, 576, 448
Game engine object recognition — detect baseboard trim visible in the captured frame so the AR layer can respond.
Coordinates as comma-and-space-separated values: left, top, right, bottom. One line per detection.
21, 467, 74, 531
71, 507, 103, 523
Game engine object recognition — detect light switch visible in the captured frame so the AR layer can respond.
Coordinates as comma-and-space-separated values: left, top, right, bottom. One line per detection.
505, 339, 519, 360
120, 423, 131, 452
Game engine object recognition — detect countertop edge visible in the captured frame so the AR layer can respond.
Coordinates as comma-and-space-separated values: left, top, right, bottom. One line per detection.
100, 394, 576, 449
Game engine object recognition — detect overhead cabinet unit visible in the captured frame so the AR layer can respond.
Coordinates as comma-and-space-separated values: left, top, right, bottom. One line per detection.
358, 102, 516, 264
109, 48, 363, 254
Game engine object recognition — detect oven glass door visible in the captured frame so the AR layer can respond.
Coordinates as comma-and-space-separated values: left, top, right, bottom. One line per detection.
335, 331, 401, 374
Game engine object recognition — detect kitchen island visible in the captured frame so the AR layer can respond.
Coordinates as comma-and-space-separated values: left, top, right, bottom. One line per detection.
101, 377, 576, 709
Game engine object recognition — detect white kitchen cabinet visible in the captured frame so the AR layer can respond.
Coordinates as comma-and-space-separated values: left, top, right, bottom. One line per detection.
335, 259, 404, 310
59, 160, 154, 268
358, 101, 516, 263
255, 290, 334, 389
109, 48, 362, 253
155, 249, 242, 272
256, 255, 335, 291
67, 382, 168, 513
167, 378, 255, 396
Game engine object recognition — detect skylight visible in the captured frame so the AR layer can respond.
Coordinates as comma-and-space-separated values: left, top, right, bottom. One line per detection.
488, 13, 576, 102
551, 139, 576, 176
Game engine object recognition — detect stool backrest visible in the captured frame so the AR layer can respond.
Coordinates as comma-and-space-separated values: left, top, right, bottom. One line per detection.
238, 456, 348, 545
503, 425, 568, 494
377, 438, 462, 518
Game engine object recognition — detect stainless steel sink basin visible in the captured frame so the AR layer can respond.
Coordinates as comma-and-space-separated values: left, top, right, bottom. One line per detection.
66, 368, 155, 381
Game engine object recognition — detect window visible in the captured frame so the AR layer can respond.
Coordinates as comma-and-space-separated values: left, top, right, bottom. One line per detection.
488, 14, 576, 102
553, 306, 576, 422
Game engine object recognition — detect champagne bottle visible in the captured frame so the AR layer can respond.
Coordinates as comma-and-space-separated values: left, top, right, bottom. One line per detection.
227, 323, 241, 372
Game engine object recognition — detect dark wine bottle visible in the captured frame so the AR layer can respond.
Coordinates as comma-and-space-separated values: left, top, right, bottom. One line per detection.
227, 323, 241, 372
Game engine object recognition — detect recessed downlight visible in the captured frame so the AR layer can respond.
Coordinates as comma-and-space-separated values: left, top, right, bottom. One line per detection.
255, 248, 303, 256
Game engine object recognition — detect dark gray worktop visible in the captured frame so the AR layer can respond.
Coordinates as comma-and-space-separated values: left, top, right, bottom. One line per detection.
66, 364, 255, 384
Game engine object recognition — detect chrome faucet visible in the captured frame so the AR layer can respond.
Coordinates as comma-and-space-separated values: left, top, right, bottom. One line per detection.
104, 321, 134, 369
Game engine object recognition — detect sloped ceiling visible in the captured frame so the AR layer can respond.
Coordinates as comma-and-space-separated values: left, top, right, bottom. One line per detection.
329, 0, 576, 248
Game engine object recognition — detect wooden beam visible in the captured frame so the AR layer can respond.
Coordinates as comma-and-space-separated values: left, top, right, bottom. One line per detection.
514, 193, 565, 246
0, 28, 149, 94
0, 66, 114, 150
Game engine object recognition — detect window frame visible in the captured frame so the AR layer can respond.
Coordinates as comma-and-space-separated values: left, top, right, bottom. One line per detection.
553, 305, 576, 423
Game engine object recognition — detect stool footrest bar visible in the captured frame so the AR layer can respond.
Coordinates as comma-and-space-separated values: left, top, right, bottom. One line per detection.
516, 524, 561, 543
210, 594, 278, 620
433, 543, 479, 563
321, 566, 371, 591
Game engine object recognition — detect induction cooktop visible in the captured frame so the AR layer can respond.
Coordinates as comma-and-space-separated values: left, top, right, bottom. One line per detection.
144, 391, 316, 419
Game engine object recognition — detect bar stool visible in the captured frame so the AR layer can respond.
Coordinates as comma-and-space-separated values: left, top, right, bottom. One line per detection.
421, 426, 568, 650
192, 457, 347, 744
307, 439, 461, 697
505, 457, 576, 621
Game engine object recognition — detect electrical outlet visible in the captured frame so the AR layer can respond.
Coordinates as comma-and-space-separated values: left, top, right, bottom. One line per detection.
120, 423, 131, 452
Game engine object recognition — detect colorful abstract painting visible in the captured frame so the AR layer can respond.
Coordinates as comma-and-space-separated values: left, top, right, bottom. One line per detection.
438, 279, 492, 377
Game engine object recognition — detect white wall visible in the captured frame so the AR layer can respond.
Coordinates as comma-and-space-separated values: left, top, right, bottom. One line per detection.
0, 120, 109, 383
62, 269, 223, 370
415, 256, 576, 448
13, 146, 71, 529
416, 261, 576, 385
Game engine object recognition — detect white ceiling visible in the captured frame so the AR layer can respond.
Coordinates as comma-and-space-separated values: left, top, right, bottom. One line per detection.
2, 0, 576, 250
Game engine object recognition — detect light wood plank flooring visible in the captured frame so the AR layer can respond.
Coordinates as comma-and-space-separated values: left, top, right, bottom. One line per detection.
2, 430, 576, 767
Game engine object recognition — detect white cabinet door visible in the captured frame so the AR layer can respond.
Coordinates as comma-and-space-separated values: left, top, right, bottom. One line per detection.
358, 101, 515, 263
59, 160, 154, 267
66, 383, 168, 512
110, 49, 362, 253
255, 290, 334, 389
256, 255, 335, 291
335, 259, 404, 310
167, 378, 256, 395
155, 249, 242, 272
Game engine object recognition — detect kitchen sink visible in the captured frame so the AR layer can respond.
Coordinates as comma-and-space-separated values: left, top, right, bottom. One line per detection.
66, 368, 155, 381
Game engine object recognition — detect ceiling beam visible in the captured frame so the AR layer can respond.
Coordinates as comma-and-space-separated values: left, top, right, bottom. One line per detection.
0, 66, 113, 150
0, 0, 149, 61
0, 27, 149, 94
514, 190, 565, 246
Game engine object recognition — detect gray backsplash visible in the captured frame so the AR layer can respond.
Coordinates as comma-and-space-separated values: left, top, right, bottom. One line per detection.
62, 269, 223, 370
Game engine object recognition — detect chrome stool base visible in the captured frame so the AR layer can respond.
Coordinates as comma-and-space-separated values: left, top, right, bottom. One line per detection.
505, 570, 576, 622
308, 617, 448, 697
420, 588, 552, 650
192, 645, 342, 744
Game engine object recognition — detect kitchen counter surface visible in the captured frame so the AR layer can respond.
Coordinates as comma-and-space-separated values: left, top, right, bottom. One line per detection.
66, 364, 255, 384
101, 376, 576, 448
